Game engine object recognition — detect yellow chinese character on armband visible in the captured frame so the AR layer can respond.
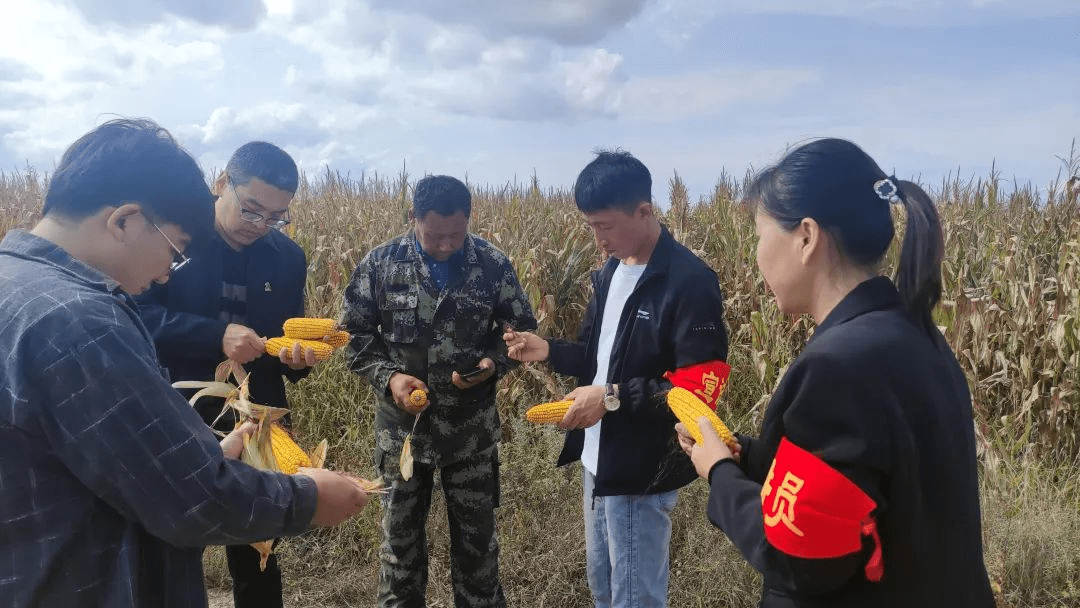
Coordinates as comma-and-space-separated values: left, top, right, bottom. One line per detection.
763, 471, 805, 537
694, 371, 720, 402
761, 460, 776, 503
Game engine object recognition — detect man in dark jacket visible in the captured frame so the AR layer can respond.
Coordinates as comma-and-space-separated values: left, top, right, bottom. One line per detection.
137, 141, 321, 608
503, 150, 728, 608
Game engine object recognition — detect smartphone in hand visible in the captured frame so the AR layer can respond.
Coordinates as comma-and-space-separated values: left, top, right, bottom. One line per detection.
459, 366, 486, 381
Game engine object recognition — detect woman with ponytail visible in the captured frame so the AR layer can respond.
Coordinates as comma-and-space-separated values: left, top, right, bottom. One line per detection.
678, 139, 994, 606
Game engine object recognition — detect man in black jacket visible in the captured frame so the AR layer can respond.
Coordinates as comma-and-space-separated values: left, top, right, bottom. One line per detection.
503, 150, 728, 608
137, 141, 320, 608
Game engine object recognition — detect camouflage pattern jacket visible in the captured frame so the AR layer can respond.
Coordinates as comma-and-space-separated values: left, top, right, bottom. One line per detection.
342, 232, 537, 467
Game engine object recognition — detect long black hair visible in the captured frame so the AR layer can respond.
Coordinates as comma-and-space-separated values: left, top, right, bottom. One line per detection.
744, 138, 944, 330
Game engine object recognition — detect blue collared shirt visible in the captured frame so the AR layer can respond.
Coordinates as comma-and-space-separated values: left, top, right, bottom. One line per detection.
413, 235, 464, 291
0, 230, 318, 608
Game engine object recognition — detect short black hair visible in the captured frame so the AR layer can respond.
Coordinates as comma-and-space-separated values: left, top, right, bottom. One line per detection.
573, 149, 652, 214
225, 141, 299, 194
413, 175, 471, 218
43, 118, 214, 239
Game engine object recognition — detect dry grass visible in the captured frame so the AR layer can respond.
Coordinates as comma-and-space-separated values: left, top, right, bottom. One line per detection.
3, 156, 1079, 606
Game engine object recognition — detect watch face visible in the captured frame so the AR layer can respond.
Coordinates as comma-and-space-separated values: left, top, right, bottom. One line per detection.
604, 395, 620, 411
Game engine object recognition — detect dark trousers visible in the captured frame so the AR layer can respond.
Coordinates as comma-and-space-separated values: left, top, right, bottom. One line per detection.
375, 444, 505, 608
195, 396, 286, 608
226, 543, 283, 608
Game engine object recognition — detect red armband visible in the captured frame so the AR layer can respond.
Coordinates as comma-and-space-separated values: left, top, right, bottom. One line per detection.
760, 437, 884, 582
663, 359, 731, 411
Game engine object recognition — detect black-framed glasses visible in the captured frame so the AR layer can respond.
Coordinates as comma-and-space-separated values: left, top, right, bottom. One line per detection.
229, 180, 291, 229
150, 221, 191, 272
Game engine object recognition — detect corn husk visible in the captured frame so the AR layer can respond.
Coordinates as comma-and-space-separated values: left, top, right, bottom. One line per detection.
173, 360, 378, 570
309, 439, 328, 469
398, 411, 423, 482
399, 434, 414, 481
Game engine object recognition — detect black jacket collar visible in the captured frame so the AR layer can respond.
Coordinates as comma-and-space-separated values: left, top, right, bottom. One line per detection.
597, 223, 675, 286
813, 276, 901, 339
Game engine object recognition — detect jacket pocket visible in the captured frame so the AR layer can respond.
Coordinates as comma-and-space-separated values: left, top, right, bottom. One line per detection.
383, 288, 419, 344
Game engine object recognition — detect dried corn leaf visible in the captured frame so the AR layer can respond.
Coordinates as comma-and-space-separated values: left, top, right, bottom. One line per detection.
171, 381, 236, 406
400, 434, 414, 481
241, 412, 281, 473
251, 539, 273, 571
349, 475, 387, 494
309, 439, 328, 469
175, 362, 375, 570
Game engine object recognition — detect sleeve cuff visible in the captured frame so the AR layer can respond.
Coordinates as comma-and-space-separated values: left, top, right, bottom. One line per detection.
284, 472, 320, 533
200, 319, 231, 352
546, 339, 575, 376
707, 457, 737, 485
373, 365, 400, 396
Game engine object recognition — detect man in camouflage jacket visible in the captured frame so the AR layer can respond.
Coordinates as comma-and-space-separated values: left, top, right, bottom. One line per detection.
341, 175, 537, 608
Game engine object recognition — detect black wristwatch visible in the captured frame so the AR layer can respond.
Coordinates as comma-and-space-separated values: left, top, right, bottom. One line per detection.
604, 383, 620, 411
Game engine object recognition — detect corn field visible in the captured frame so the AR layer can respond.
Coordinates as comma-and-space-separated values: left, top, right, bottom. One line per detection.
3, 158, 1079, 607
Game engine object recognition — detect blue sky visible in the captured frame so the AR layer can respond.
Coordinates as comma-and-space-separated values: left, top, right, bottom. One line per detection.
0, 0, 1077, 202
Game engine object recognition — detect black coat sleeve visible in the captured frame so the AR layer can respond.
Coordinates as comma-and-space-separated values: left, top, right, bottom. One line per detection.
279, 255, 310, 384
707, 352, 891, 596
547, 273, 601, 379
621, 268, 727, 416
136, 282, 229, 359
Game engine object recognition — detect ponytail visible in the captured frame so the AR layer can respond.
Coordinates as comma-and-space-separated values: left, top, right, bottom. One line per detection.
744, 138, 947, 331
893, 180, 944, 330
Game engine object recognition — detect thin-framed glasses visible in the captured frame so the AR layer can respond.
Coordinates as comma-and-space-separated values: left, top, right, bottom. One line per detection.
229, 180, 291, 229
150, 221, 191, 272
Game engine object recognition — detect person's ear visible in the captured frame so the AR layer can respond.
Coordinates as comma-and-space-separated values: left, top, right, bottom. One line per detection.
797, 217, 822, 266
106, 203, 145, 243
212, 172, 228, 197
407, 209, 416, 222
637, 201, 654, 219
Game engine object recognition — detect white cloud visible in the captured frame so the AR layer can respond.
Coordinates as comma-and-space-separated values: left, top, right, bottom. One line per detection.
0, 58, 40, 82
0, 3, 222, 92
267, 4, 629, 123
686, 0, 1078, 23
620, 69, 819, 121
63, 0, 267, 29
564, 49, 625, 116
190, 103, 329, 147
366, 0, 648, 45
0, 0, 1075, 204
0, 2, 227, 168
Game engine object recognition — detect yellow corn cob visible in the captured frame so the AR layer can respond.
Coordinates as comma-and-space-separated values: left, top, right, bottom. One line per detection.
270, 424, 311, 474
283, 317, 338, 339
666, 387, 738, 449
525, 400, 573, 424
265, 337, 335, 361
323, 330, 351, 349
409, 389, 427, 407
